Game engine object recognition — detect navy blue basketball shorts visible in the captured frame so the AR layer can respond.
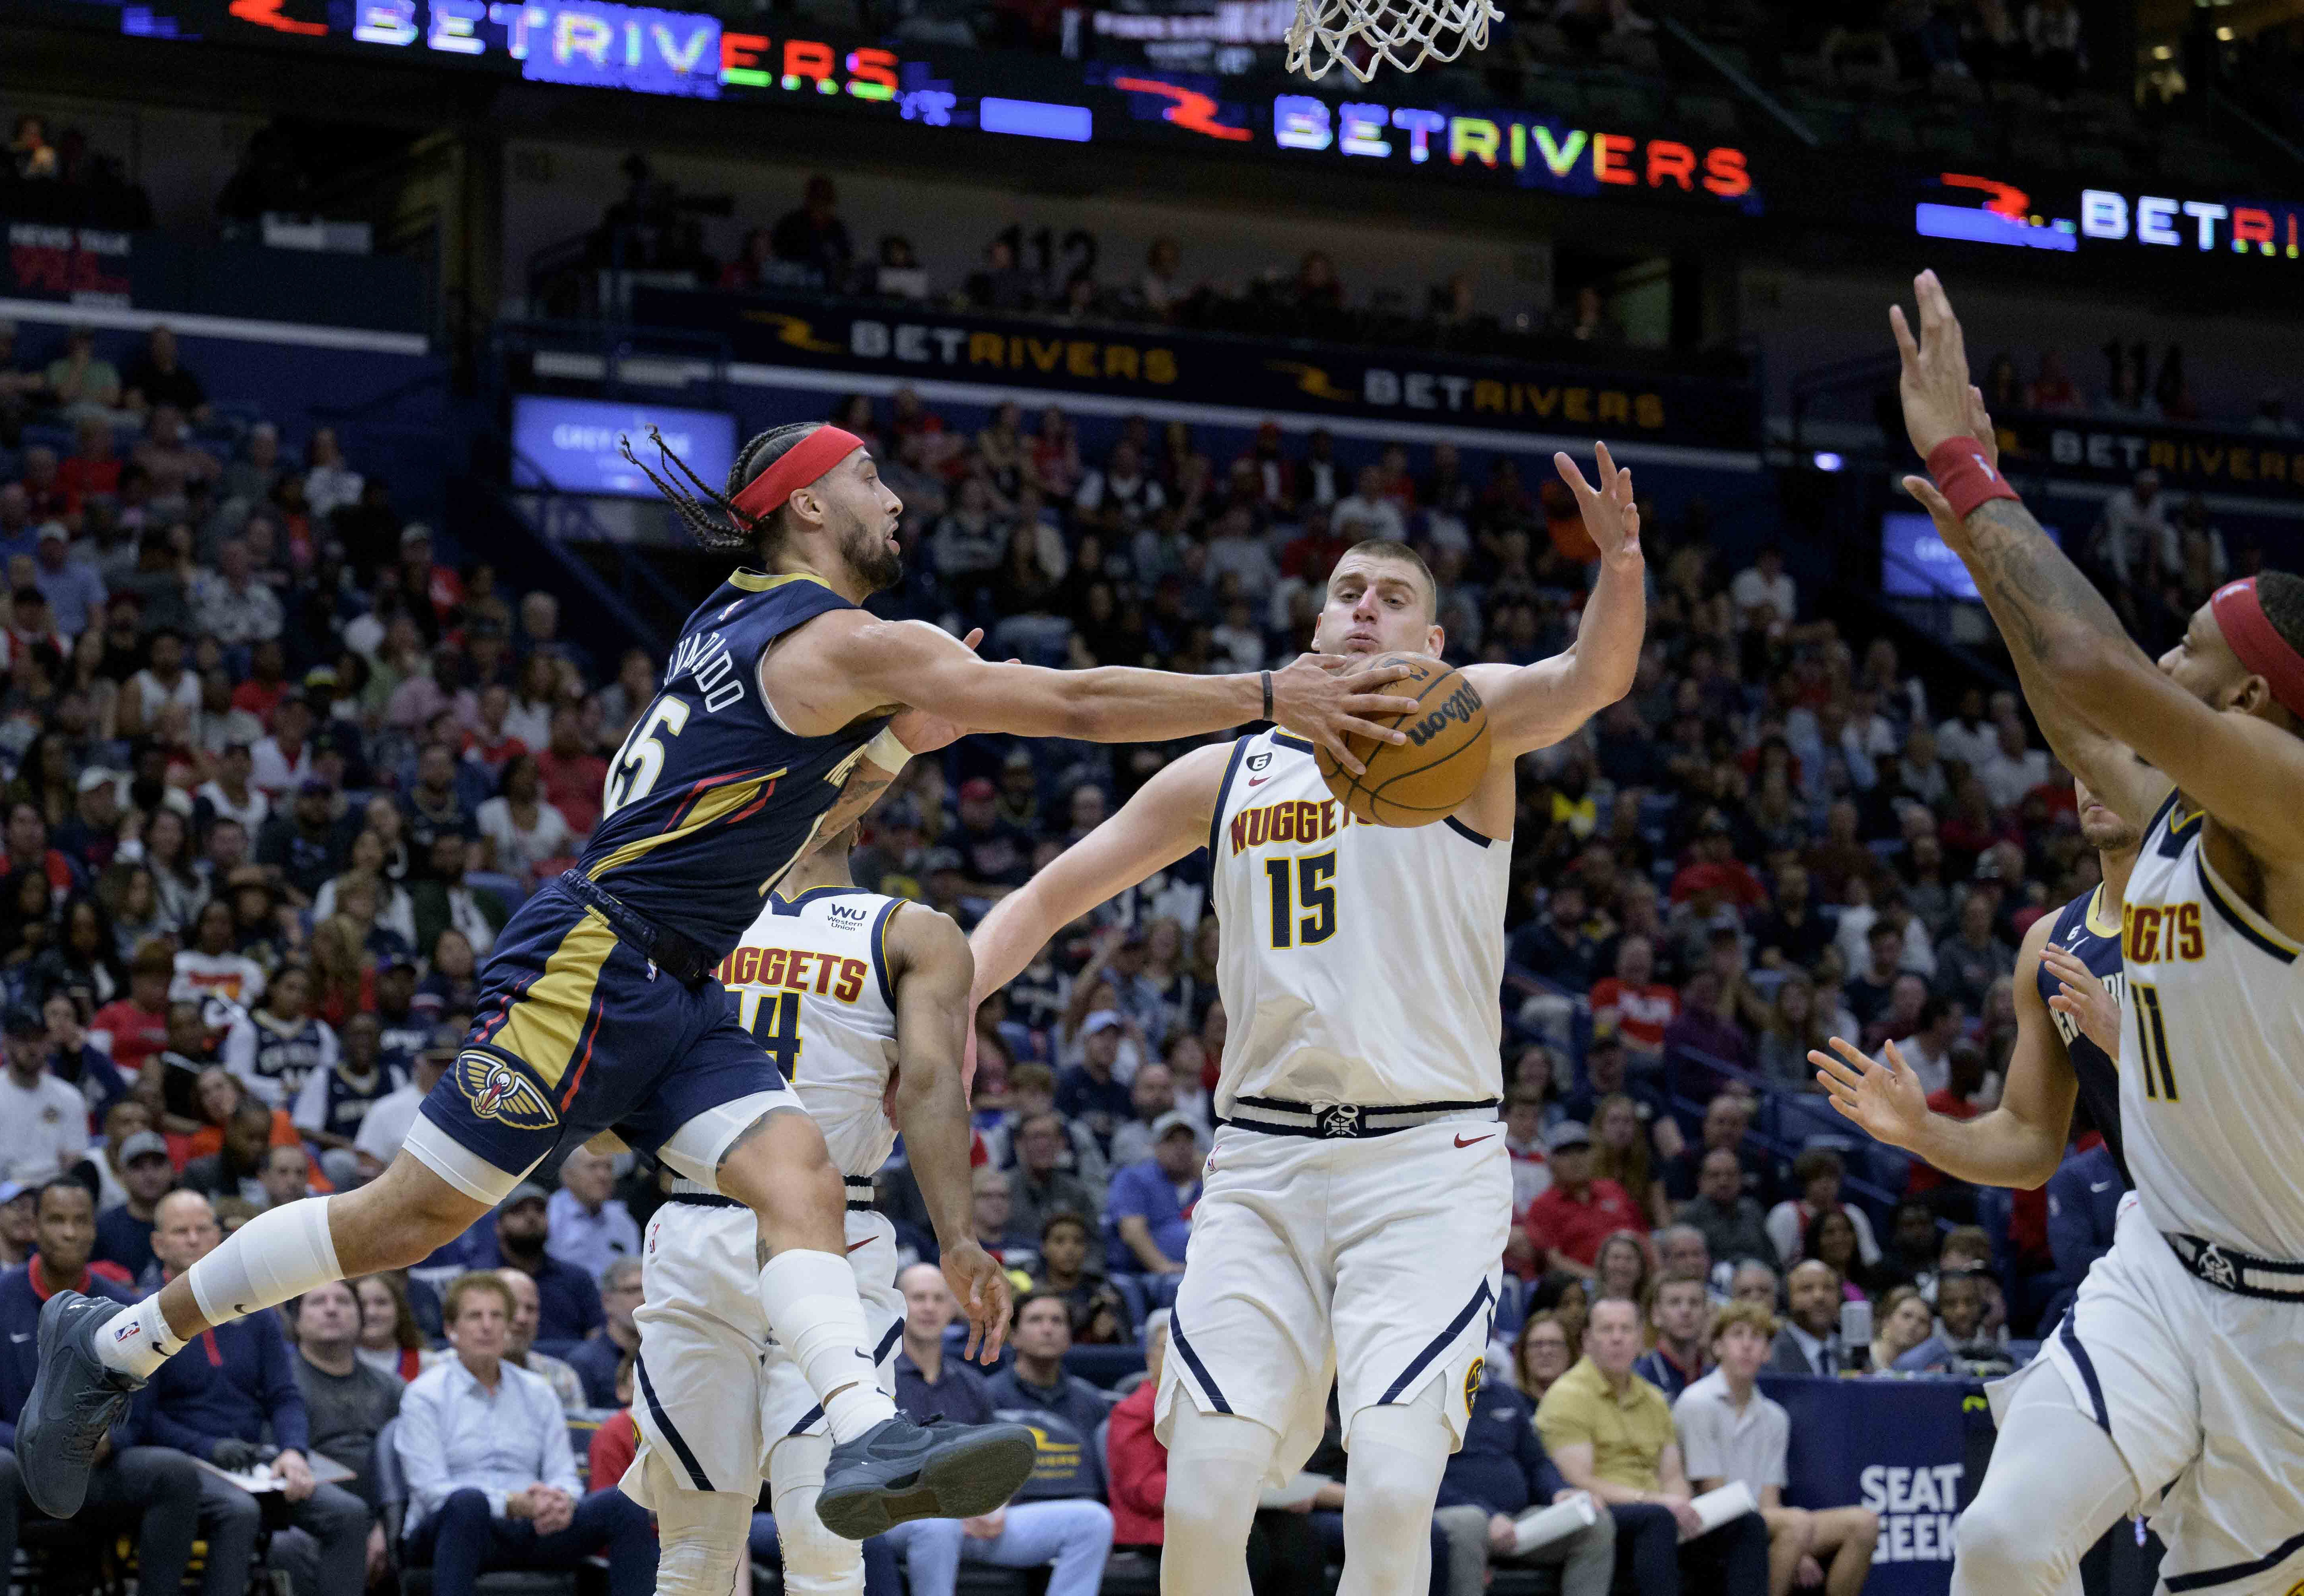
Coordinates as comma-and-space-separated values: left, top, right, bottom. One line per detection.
404, 878, 799, 1204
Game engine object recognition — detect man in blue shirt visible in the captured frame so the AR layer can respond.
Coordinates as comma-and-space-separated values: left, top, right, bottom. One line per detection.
135, 1188, 372, 1596
1434, 1363, 1614, 1596
464, 1182, 603, 1349
2045, 1139, 2122, 1300
568, 1255, 641, 1409
0, 1180, 214, 1594
886, 1286, 1114, 1596
93, 1128, 176, 1281
1106, 1112, 1202, 1276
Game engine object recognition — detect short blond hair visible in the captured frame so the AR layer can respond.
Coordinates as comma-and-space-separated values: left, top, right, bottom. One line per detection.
443, 1270, 516, 1325
1709, 1298, 1778, 1346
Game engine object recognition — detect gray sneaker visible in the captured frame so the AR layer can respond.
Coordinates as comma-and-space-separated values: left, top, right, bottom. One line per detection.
18, 1291, 146, 1518
815, 1415, 1038, 1541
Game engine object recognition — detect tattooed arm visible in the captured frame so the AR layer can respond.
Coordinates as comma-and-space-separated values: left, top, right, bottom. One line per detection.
1893, 271, 2304, 858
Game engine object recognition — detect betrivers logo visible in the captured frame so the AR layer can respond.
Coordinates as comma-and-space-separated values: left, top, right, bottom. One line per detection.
1402, 681, 1482, 748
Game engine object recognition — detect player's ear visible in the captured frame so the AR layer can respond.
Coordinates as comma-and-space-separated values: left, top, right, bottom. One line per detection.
1426, 624, 1445, 658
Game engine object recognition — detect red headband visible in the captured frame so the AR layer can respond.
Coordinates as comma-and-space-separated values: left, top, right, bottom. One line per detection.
728, 426, 865, 523
2210, 577, 2304, 719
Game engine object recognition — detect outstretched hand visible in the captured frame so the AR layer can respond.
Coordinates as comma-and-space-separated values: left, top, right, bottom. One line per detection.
1890, 269, 1979, 464
1266, 653, 1419, 777
1553, 442, 1643, 571
1901, 381, 2003, 536
1809, 1035, 1932, 1150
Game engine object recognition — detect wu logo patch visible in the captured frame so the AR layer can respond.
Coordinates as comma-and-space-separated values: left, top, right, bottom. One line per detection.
1247, 752, 1272, 772
455, 1052, 560, 1132
829, 904, 871, 926
1463, 1357, 1485, 1416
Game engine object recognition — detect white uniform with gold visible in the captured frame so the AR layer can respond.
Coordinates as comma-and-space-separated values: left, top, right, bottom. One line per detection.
1986, 796, 2304, 1592
625, 886, 907, 1507
1155, 729, 1513, 1474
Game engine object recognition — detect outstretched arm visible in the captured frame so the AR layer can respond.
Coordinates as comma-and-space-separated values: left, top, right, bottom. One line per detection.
778, 613, 1416, 775
1467, 444, 1646, 759
967, 743, 1230, 1005
1811, 909, 2075, 1188
1895, 270, 2304, 856
886, 904, 1011, 1361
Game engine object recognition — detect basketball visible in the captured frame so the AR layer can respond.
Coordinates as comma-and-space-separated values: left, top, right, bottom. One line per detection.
1316, 653, 1491, 827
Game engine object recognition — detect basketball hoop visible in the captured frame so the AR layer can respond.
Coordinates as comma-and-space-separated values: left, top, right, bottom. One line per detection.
1284, 0, 1500, 82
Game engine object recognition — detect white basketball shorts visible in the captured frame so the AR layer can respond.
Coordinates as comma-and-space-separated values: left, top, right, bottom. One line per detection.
1155, 1116, 1511, 1479
1988, 1191, 2304, 1593
623, 1196, 903, 1509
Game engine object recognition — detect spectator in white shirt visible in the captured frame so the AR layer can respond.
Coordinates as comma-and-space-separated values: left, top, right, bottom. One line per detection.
32, 522, 104, 640
353, 1028, 452, 1180
1072, 440, 1165, 534
1977, 717, 2052, 812
127, 628, 202, 732
1729, 545, 1796, 632
1331, 464, 1406, 544
0, 1005, 91, 1182
196, 744, 270, 836
395, 1272, 657, 1596
1675, 1301, 1878, 1596
544, 1144, 640, 1283
475, 755, 574, 882
303, 427, 365, 523
190, 538, 284, 649
2099, 468, 2174, 585
495, 1268, 588, 1412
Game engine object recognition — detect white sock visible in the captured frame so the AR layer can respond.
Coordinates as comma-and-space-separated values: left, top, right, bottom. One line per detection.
757, 1249, 897, 1444
93, 1293, 183, 1380
185, 1195, 344, 1327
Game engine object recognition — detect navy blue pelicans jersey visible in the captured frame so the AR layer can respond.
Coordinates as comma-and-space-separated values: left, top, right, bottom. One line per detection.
578, 571, 890, 958
2038, 882, 2130, 1188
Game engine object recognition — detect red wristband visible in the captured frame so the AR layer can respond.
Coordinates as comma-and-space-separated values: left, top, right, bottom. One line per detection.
1925, 437, 2021, 521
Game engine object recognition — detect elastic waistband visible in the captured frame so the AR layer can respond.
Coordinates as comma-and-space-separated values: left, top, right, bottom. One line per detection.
1217, 1096, 1499, 1140
2164, 1231, 2304, 1301
665, 1175, 877, 1212
558, 871, 720, 988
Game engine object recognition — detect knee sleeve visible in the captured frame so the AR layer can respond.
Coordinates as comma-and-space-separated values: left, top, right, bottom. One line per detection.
771, 1433, 866, 1596
1161, 1406, 1280, 1596
1337, 1382, 1453, 1596
184, 1195, 343, 1326
1951, 1375, 2138, 1596
647, 1454, 758, 1596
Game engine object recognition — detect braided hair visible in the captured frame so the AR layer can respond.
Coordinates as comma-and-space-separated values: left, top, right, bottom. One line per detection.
618, 421, 827, 556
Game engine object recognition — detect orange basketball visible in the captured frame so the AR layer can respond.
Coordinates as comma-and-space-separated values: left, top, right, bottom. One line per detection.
1315, 652, 1491, 827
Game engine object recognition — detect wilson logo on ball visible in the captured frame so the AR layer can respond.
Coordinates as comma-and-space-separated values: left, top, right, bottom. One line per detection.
1404, 682, 1483, 747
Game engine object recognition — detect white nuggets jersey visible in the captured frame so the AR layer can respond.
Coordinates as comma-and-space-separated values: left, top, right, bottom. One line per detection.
2118, 794, 2304, 1258
715, 885, 904, 1180
1207, 729, 1510, 1115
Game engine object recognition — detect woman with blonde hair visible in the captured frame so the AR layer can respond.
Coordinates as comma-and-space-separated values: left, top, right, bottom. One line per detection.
1591, 1092, 1670, 1227
1868, 1284, 1934, 1374
1592, 1228, 1654, 1317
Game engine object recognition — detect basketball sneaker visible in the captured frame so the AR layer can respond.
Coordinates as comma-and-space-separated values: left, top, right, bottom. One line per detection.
815, 1414, 1038, 1539
17, 1291, 148, 1518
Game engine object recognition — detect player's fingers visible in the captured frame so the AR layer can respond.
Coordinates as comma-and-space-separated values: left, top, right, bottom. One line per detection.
1809, 1047, 1865, 1090
1336, 715, 1411, 747
1318, 729, 1368, 777
1902, 476, 1957, 524
961, 628, 985, 651
1594, 440, 1618, 488
1882, 1037, 1917, 1081
1889, 303, 1921, 368
1341, 690, 1422, 717
1552, 452, 1597, 503
1825, 1035, 1881, 1075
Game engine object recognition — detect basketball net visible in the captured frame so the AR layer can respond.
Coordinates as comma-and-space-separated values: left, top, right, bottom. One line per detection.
1284, 0, 1500, 82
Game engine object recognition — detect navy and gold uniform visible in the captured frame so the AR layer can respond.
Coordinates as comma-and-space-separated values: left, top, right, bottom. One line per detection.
2037, 882, 2129, 1187
408, 571, 890, 1197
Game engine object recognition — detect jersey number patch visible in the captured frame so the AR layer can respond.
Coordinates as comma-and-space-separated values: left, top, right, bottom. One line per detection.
603, 696, 692, 816
748, 988, 805, 1081
2130, 980, 2180, 1102
1264, 851, 1338, 949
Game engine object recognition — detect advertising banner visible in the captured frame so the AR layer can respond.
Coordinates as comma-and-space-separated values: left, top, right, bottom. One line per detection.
633, 287, 1758, 451
2001, 415, 2304, 500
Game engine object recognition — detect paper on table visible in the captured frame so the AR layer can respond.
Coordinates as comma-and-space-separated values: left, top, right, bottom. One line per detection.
1258, 1472, 1333, 1510
1511, 1493, 1599, 1555
192, 1454, 359, 1493
1686, 1481, 1758, 1538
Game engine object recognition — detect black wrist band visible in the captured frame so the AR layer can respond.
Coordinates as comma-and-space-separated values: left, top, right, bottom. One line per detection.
1261, 670, 1273, 721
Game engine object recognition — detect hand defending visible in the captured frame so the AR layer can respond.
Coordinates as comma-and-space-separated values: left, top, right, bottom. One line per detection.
1810, 1036, 1932, 1150
2043, 944, 2121, 1058
1265, 653, 1418, 777
1889, 270, 1978, 463
1552, 442, 1643, 571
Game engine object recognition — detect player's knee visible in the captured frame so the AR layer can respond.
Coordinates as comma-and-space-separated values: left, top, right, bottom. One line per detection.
1775, 1506, 1814, 1552
656, 1487, 756, 1596
1847, 1507, 1881, 1553
1952, 1489, 2039, 1584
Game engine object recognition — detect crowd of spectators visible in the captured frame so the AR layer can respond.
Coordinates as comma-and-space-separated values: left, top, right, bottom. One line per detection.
0, 292, 2132, 1595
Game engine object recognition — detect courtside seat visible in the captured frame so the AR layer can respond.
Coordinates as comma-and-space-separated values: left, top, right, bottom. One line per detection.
374, 1417, 582, 1596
